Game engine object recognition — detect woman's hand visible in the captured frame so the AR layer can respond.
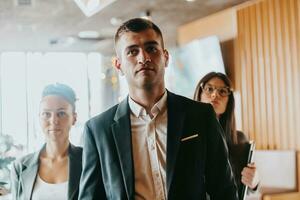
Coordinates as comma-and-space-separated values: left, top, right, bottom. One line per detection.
241, 163, 259, 189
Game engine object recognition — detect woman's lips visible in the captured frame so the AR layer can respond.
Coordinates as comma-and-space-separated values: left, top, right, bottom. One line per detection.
48, 129, 61, 132
211, 100, 219, 106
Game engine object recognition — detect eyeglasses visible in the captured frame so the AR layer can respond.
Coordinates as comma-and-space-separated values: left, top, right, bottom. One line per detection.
201, 84, 232, 97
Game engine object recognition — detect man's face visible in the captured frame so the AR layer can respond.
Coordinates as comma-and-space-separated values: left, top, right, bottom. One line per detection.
114, 28, 169, 91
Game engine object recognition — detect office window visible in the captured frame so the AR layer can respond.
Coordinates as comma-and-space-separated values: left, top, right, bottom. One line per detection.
0, 52, 109, 155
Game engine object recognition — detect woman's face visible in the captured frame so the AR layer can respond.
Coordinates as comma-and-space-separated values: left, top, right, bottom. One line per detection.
200, 77, 230, 117
39, 95, 76, 143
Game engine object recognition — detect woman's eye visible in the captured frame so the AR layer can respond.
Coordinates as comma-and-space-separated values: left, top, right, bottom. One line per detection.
206, 86, 214, 93
41, 112, 51, 118
57, 111, 67, 118
219, 89, 228, 95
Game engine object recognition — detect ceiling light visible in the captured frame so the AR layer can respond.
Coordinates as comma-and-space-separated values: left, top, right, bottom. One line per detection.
185, 0, 196, 2
49, 37, 75, 46
140, 10, 152, 21
14, 0, 33, 6
73, 0, 117, 17
110, 17, 123, 26
78, 31, 100, 39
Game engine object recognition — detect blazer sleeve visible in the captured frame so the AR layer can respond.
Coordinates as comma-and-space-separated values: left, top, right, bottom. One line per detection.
78, 122, 107, 200
204, 105, 239, 200
10, 161, 20, 200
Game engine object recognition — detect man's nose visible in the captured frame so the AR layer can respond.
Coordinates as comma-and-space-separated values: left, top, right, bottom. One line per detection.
138, 49, 151, 64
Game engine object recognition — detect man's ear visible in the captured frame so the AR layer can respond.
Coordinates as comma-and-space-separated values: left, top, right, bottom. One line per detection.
113, 57, 124, 75
163, 49, 169, 68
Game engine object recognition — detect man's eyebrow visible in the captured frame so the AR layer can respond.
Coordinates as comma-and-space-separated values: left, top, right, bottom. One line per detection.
144, 41, 159, 46
124, 41, 159, 52
125, 44, 139, 51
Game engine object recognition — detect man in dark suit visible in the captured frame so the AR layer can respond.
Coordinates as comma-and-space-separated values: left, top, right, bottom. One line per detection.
79, 18, 238, 200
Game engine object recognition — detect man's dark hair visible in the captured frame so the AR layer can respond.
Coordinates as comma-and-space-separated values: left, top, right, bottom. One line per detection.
114, 18, 164, 48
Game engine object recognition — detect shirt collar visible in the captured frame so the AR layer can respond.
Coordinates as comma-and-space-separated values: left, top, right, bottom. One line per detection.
128, 90, 167, 118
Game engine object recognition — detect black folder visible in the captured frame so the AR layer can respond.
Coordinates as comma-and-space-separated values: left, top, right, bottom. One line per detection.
240, 141, 255, 200
229, 140, 255, 200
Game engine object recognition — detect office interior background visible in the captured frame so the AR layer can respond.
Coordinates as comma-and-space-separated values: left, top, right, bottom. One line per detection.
0, 0, 299, 199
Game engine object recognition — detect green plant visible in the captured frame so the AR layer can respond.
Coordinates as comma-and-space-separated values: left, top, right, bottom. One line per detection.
0, 134, 23, 192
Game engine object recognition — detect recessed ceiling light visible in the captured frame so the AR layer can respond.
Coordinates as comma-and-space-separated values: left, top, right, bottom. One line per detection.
49, 37, 75, 46
14, 0, 33, 6
185, 0, 196, 2
78, 31, 100, 39
73, 0, 117, 17
110, 17, 123, 26
140, 10, 152, 21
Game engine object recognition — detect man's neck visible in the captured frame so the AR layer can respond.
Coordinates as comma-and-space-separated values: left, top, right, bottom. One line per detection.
129, 87, 166, 114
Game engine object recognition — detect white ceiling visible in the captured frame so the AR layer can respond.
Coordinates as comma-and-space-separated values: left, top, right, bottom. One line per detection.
0, 0, 249, 55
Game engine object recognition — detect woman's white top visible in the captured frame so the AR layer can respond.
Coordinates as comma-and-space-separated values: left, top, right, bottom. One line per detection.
31, 175, 68, 200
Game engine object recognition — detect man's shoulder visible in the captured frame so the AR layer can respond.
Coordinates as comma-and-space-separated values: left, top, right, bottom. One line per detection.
87, 103, 120, 125
168, 91, 213, 110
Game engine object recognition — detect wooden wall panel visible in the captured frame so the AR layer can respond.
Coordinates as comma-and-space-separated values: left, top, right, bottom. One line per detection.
236, 0, 300, 150
177, 8, 237, 45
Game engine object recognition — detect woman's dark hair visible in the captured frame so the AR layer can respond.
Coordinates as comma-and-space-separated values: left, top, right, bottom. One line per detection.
193, 72, 237, 144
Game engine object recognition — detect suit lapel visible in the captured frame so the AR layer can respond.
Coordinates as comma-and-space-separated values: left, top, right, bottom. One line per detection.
110, 93, 186, 198
166, 92, 185, 195
20, 151, 39, 199
68, 144, 82, 200
111, 98, 134, 199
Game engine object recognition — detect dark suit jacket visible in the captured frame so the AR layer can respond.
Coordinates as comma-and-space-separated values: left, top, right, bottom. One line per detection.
79, 92, 238, 200
11, 143, 82, 200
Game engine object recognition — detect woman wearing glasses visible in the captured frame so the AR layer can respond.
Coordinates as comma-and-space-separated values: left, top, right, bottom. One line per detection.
194, 72, 259, 198
11, 83, 82, 200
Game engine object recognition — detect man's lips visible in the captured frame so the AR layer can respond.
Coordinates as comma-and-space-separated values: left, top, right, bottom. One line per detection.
136, 67, 154, 74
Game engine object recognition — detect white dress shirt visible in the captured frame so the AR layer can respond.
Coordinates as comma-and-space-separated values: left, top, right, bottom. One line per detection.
128, 91, 168, 200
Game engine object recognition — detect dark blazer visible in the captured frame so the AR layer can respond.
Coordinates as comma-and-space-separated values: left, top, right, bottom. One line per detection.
79, 91, 238, 200
11, 143, 82, 200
